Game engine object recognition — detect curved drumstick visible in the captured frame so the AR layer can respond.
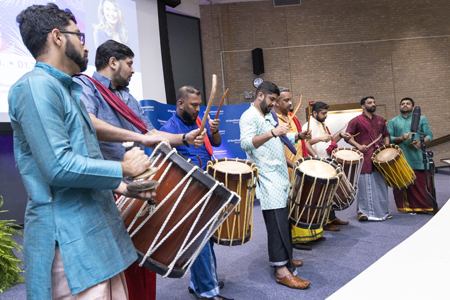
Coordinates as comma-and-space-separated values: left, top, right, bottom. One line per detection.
332, 122, 349, 139
197, 75, 217, 145
367, 133, 383, 148
288, 95, 302, 124
215, 88, 229, 120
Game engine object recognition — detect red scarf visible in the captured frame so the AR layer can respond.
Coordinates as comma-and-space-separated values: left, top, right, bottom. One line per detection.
78, 74, 148, 133
195, 116, 213, 156
288, 112, 308, 157
325, 126, 338, 155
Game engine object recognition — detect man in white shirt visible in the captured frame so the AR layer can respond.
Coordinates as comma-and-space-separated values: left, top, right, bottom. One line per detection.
304, 101, 351, 231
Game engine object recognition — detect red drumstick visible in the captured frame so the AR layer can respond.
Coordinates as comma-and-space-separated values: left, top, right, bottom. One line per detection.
215, 88, 229, 120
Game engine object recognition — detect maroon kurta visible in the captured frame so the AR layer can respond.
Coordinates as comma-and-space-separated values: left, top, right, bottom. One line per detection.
345, 113, 390, 174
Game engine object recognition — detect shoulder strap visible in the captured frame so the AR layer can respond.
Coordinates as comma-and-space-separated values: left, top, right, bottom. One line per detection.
78, 74, 148, 133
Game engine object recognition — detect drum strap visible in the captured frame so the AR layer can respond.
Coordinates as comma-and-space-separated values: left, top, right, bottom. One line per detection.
195, 116, 214, 156
270, 111, 297, 155
289, 112, 309, 157
357, 115, 381, 147
78, 74, 149, 133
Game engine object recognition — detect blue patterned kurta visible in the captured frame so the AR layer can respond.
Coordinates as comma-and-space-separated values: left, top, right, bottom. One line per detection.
8, 63, 137, 298
240, 104, 296, 210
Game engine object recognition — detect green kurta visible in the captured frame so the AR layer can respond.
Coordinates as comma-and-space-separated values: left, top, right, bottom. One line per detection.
387, 114, 433, 170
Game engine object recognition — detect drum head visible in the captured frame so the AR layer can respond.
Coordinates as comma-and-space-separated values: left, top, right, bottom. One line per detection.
374, 147, 398, 163
213, 161, 253, 175
333, 149, 360, 161
298, 160, 337, 178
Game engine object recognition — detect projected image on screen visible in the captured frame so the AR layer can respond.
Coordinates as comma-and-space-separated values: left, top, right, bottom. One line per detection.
0, 0, 142, 122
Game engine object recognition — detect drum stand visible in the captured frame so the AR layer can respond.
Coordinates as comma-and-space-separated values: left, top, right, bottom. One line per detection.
418, 132, 438, 214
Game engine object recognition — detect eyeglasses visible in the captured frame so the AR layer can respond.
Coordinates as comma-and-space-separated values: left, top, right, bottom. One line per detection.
59, 31, 85, 45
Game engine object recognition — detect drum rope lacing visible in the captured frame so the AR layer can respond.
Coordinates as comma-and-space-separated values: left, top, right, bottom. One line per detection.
206, 158, 258, 246
118, 142, 240, 277
288, 158, 341, 229
372, 145, 416, 189
331, 148, 364, 210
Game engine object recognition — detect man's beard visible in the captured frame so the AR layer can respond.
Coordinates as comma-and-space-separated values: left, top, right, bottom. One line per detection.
367, 105, 376, 113
113, 64, 130, 89
401, 106, 412, 113
181, 109, 196, 125
261, 100, 272, 115
317, 116, 326, 123
65, 38, 87, 72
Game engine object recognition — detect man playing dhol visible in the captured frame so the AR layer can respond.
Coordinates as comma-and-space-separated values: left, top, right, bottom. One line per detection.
240, 81, 310, 289
160, 86, 231, 300
387, 97, 434, 213
304, 101, 351, 231
273, 88, 324, 244
345, 96, 391, 221
9, 4, 154, 299
73, 40, 205, 300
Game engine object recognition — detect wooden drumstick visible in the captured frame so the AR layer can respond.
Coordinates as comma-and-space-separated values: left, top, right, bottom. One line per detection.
350, 132, 360, 138
197, 75, 217, 147
288, 95, 302, 124
332, 122, 349, 139
306, 101, 314, 132
367, 133, 383, 148
215, 88, 229, 120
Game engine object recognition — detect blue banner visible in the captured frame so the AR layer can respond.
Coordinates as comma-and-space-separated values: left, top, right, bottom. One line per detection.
140, 100, 251, 160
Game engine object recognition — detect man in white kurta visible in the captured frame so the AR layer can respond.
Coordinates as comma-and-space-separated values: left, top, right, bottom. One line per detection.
303, 102, 351, 231
240, 81, 310, 290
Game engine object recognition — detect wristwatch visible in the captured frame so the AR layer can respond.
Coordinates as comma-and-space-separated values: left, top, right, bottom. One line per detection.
182, 133, 190, 147
297, 132, 303, 140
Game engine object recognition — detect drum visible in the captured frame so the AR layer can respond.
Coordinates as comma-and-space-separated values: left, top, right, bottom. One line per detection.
116, 142, 240, 278
288, 157, 343, 230
207, 159, 258, 246
331, 148, 364, 211
372, 144, 416, 189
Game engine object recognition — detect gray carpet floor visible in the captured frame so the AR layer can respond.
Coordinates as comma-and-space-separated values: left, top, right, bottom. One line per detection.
1, 172, 449, 300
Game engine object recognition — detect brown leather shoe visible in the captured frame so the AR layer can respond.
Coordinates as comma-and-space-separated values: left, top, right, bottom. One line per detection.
332, 218, 349, 225
358, 213, 368, 221
323, 223, 340, 231
292, 259, 303, 267
275, 273, 310, 289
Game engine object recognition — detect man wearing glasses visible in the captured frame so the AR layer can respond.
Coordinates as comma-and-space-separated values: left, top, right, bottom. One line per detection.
8, 4, 154, 299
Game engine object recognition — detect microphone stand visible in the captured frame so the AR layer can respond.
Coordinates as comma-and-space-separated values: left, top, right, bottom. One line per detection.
417, 132, 438, 214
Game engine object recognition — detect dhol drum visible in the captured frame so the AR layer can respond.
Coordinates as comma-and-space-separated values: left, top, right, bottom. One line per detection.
116, 142, 240, 278
207, 159, 258, 246
288, 157, 343, 230
331, 148, 364, 211
372, 144, 416, 189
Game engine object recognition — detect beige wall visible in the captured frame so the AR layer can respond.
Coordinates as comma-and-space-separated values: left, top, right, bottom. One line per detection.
199, 0, 450, 166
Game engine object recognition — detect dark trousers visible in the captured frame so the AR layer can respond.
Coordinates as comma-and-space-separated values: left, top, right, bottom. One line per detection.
262, 207, 297, 274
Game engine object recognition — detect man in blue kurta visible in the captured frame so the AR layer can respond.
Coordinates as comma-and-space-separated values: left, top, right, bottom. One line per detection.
388, 97, 434, 212
160, 86, 232, 300
8, 4, 154, 299
239, 81, 310, 290
73, 40, 205, 162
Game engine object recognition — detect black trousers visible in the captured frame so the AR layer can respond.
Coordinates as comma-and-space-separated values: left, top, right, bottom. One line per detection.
262, 207, 297, 274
